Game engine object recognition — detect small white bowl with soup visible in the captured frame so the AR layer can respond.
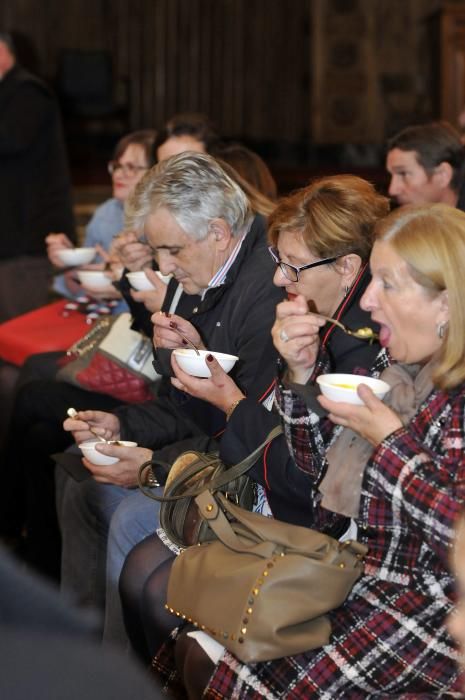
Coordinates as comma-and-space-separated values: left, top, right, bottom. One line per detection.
79, 440, 138, 466
316, 373, 390, 405
173, 349, 239, 378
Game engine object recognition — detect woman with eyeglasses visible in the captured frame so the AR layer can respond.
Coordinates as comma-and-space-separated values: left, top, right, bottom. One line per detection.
167, 206, 465, 697
46, 130, 155, 303
168, 175, 390, 528
117, 176, 390, 665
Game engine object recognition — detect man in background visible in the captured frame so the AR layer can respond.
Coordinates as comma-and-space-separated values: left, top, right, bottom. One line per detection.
0, 32, 74, 321
386, 121, 465, 210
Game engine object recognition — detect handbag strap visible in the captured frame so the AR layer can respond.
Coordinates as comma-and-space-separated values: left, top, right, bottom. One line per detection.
195, 490, 368, 562
137, 424, 283, 502
195, 490, 278, 559
203, 424, 282, 493
137, 452, 219, 502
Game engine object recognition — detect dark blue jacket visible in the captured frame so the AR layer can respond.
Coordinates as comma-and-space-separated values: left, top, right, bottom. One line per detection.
115, 214, 285, 464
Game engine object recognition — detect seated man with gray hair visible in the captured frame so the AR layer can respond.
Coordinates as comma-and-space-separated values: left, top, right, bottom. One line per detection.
59, 152, 284, 639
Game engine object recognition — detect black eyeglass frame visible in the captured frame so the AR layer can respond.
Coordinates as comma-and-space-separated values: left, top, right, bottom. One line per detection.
268, 246, 338, 282
107, 160, 149, 177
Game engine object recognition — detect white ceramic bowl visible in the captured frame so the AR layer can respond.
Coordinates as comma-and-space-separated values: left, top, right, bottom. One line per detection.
77, 270, 113, 290
78, 440, 138, 466
126, 270, 171, 290
56, 247, 97, 266
316, 373, 390, 405
173, 349, 239, 378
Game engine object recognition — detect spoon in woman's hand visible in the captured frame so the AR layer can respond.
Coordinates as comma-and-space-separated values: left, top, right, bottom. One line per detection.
317, 315, 379, 342
67, 407, 109, 443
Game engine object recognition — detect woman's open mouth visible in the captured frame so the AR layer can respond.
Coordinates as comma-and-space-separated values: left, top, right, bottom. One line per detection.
378, 323, 391, 347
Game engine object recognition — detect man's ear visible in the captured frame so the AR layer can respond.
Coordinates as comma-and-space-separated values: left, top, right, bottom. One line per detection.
434, 161, 454, 189
208, 218, 232, 250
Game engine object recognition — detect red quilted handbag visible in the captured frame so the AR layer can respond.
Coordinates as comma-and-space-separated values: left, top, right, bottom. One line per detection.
56, 313, 160, 403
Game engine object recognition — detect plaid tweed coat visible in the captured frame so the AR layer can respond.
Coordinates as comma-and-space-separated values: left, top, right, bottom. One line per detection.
154, 350, 465, 698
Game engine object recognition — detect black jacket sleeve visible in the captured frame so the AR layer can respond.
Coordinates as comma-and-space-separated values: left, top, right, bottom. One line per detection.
218, 398, 315, 526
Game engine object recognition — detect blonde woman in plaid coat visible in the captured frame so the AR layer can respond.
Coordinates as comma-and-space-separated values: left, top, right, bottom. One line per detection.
163, 204, 465, 698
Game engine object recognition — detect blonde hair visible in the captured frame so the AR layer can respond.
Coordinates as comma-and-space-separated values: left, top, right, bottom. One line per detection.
375, 203, 465, 390
268, 175, 389, 262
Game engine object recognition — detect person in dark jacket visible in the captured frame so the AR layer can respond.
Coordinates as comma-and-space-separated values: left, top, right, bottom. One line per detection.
0, 32, 74, 321
59, 153, 284, 628
117, 175, 390, 662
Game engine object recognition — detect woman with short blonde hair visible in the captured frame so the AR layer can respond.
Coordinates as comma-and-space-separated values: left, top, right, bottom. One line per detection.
376, 203, 465, 390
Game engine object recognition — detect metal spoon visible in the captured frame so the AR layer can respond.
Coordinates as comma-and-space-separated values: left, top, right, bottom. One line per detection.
318, 315, 379, 342
171, 327, 201, 355
67, 407, 109, 443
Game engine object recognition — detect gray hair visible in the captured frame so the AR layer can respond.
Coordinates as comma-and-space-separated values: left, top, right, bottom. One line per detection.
125, 151, 253, 240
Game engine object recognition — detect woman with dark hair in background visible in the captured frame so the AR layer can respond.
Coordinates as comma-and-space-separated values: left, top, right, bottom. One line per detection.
153, 112, 220, 162
153, 113, 277, 204
47, 129, 156, 303
215, 141, 277, 200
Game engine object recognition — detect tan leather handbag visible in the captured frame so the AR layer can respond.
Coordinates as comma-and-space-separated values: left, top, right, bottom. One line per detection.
166, 490, 367, 664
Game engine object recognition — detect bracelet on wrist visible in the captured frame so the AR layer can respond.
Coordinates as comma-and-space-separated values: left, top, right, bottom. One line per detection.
225, 396, 246, 421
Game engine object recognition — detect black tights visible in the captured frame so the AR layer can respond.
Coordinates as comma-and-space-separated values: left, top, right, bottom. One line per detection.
120, 533, 215, 696
119, 533, 177, 664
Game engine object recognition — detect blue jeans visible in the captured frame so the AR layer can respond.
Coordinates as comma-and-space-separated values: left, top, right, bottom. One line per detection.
103, 488, 162, 648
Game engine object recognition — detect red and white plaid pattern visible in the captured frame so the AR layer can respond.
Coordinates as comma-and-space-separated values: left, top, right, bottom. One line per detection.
153, 350, 465, 697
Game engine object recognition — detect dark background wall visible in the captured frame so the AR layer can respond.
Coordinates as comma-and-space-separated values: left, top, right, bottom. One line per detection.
1, 0, 455, 176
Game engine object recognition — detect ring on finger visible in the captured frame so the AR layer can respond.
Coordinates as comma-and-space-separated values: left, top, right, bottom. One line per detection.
280, 329, 289, 343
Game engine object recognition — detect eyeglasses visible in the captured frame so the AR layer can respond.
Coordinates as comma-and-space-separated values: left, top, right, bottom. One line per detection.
108, 160, 149, 177
268, 246, 338, 283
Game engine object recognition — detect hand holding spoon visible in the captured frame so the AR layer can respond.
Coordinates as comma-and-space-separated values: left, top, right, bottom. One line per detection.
67, 407, 109, 443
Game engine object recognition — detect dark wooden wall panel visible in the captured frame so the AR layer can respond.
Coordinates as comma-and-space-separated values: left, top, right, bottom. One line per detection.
0, 0, 448, 149
116, 0, 311, 141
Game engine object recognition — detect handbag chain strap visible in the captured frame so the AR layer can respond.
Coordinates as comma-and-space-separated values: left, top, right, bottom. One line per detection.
137, 424, 283, 502
65, 315, 114, 357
